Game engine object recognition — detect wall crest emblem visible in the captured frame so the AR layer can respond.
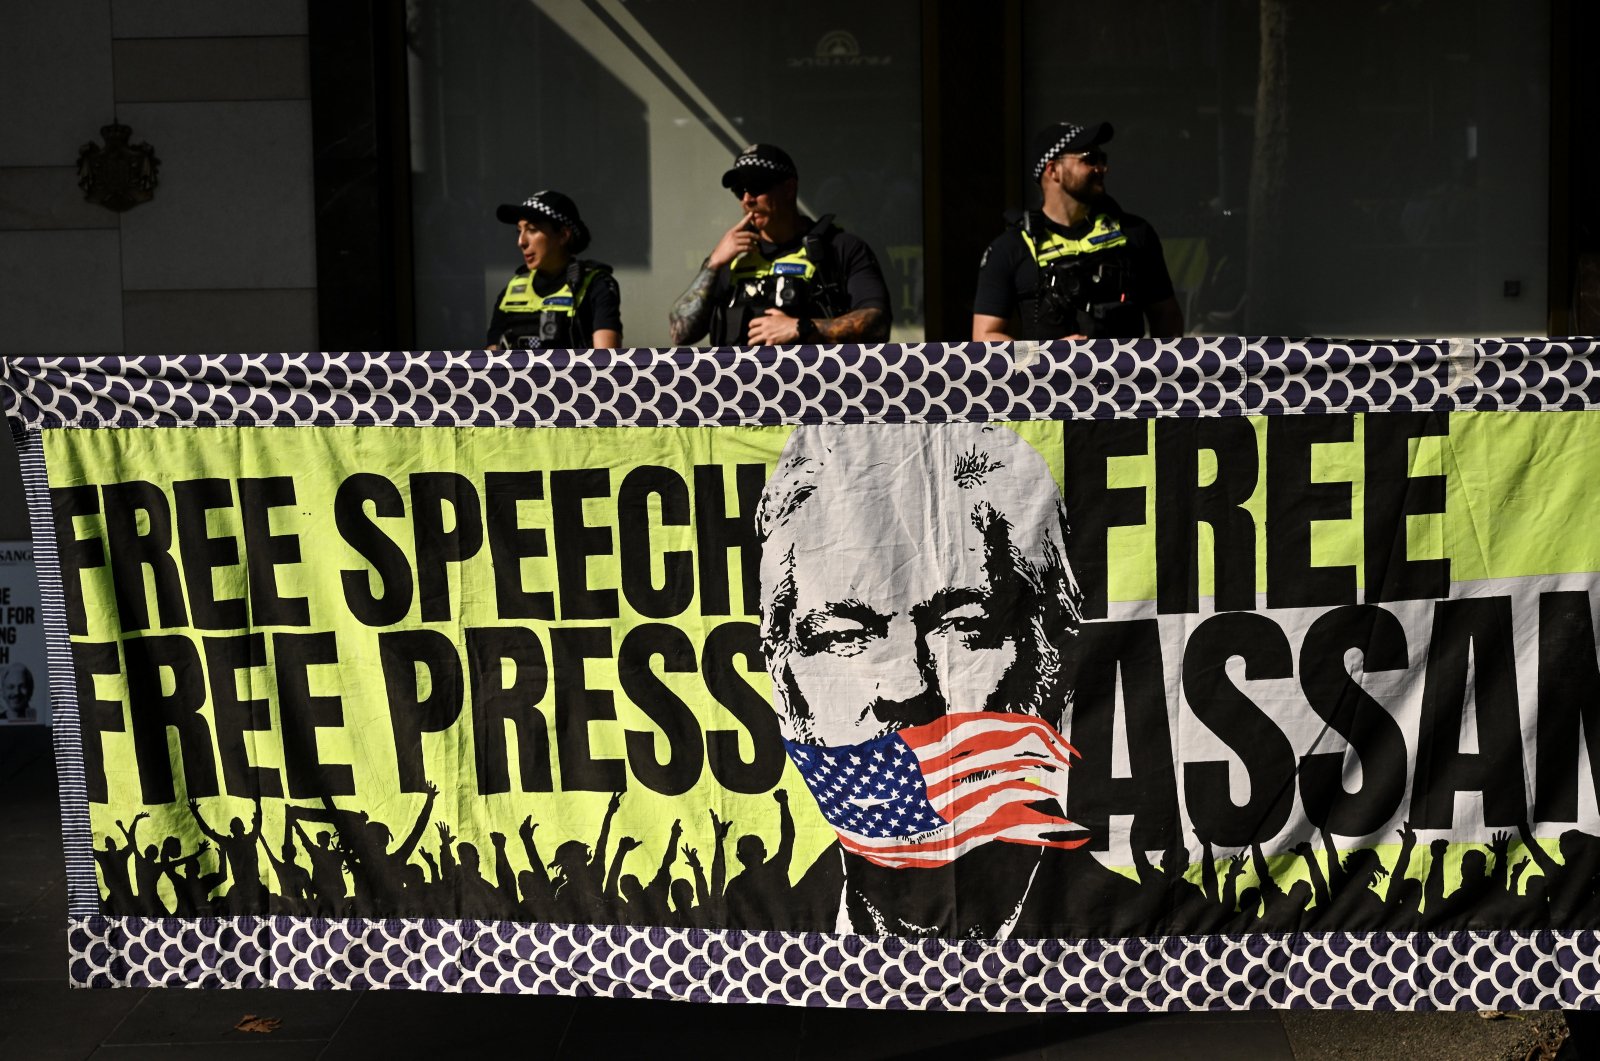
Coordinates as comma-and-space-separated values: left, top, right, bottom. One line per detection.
77, 124, 160, 212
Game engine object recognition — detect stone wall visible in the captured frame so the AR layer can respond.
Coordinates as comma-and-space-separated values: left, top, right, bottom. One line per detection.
0, 0, 318, 539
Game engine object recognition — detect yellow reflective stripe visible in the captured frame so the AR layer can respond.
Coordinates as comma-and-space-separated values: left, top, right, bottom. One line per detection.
1022, 214, 1128, 265
497, 275, 582, 314
728, 247, 817, 281
497, 277, 532, 310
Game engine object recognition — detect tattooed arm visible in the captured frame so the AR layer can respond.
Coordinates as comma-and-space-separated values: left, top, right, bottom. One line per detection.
669, 212, 756, 346
668, 263, 718, 346
817, 307, 888, 342
746, 305, 888, 345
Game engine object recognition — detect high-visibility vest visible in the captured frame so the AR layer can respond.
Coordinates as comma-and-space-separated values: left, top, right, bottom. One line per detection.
1015, 211, 1142, 339
1020, 212, 1129, 265
711, 216, 843, 346
496, 263, 608, 349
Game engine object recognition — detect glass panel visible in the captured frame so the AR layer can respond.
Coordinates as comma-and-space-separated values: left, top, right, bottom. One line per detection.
407, 0, 923, 348
1021, 0, 1550, 338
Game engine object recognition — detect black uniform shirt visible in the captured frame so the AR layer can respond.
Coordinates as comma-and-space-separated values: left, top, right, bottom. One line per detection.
973, 207, 1175, 338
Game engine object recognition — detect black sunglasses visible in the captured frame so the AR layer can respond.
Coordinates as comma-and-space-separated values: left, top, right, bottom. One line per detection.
1061, 149, 1109, 167
730, 176, 781, 199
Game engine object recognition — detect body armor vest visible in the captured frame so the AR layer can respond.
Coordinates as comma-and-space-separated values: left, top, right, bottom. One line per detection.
496, 262, 608, 350
711, 216, 844, 346
1018, 212, 1145, 340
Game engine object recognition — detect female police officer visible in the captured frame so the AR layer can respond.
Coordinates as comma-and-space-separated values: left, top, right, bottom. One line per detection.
487, 190, 622, 350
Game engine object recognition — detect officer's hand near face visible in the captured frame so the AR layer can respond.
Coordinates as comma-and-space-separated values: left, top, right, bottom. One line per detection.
747, 307, 801, 345
708, 210, 759, 270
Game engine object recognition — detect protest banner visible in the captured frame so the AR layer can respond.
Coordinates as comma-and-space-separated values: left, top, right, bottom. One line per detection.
5, 340, 1600, 1009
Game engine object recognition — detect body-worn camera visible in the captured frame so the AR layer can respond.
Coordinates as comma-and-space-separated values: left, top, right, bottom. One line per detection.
738, 273, 806, 313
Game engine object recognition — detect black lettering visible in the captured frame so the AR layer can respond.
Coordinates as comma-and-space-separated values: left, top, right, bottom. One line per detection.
379, 629, 463, 793
52, 484, 103, 637
1065, 619, 1180, 852
1266, 414, 1357, 609
1364, 412, 1449, 603
1063, 420, 1148, 621
124, 634, 215, 803
1182, 612, 1296, 845
703, 621, 785, 792
484, 471, 554, 620
173, 478, 247, 630
693, 464, 765, 617
1155, 418, 1259, 614
618, 466, 694, 619
239, 477, 310, 626
336, 473, 414, 627
551, 626, 625, 791
1534, 591, 1600, 822
102, 481, 187, 632
276, 631, 354, 797
551, 469, 618, 620
1410, 596, 1527, 828
73, 640, 124, 803
205, 633, 283, 798
411, 472, 483, 623
1297, 605, 1409, 833
619, 623, 703, 796
466, 626, 553, 794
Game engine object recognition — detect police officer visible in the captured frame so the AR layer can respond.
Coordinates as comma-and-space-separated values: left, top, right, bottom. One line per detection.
667, 144, 891, 347
487, 190, 622, 350
973, 122, 1183, 341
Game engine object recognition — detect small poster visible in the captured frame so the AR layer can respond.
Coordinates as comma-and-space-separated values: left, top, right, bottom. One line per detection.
0, 541, 48, 725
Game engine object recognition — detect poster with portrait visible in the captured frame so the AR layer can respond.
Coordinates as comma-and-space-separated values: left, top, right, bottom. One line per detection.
6, 343, 1600, 1012
0, 540, 49, 725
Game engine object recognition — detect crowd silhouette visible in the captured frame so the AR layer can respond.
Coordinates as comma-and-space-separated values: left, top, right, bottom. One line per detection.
93, 793, 1597, 933
93, 788, 797, 928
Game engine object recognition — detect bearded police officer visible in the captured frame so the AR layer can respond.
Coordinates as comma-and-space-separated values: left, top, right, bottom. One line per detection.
973, 122, 1183, 342
668, 144, 891, 347
487, 190, 622, 351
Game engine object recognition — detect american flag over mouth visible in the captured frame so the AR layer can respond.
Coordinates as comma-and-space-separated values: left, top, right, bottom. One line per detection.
784, 712, 1090, 869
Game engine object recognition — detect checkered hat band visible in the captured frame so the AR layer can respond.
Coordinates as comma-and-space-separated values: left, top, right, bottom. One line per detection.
735, 156, 793, 174
521, 197, 573, 228
1032, 125, 1085, 180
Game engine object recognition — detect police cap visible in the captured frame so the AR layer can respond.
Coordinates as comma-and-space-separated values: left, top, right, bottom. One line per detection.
1029, 121, 1114, 181
496, 190, 591, 255
720, 143, 798, 191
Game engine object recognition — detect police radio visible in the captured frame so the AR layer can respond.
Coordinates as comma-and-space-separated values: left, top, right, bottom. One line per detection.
500, 311, 571, 350
1039, 257, 1136, 336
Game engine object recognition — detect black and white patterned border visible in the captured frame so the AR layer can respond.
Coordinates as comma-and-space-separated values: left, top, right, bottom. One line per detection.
13, 340, 1600, 1009
66, 917, 1598, 1011
13, 425, 98, 914
2, 339, 1597, 431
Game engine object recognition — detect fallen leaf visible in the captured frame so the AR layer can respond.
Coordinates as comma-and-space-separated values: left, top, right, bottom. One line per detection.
234, 1014, 283, 1034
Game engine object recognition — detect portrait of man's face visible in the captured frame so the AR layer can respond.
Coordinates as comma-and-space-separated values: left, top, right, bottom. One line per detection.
773, 478, 1021, 746
758, 423, 1081, 749
0, 665, 33, 718
757, 423, 1092, 889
